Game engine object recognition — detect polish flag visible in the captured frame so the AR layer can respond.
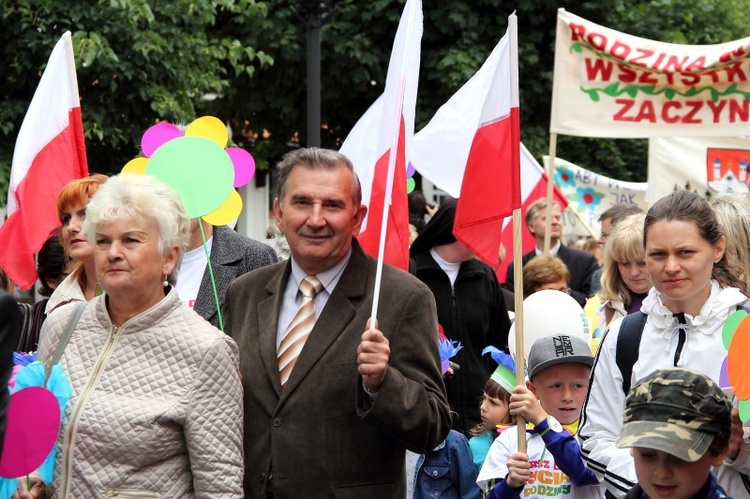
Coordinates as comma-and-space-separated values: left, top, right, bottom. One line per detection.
0, 31, 89, 290
495, 145, 569, 283
412, 16, 520, 268
340, 0, 422, 272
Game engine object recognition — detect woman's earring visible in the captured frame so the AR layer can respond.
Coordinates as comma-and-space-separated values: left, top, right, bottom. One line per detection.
163, 275, 169, 287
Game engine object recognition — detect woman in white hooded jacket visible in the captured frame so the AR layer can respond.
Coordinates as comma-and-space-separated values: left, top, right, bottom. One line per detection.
578, 190, 750, 498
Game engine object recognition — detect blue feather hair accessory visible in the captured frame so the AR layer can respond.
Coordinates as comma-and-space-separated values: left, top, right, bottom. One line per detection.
482, 346, 517, 394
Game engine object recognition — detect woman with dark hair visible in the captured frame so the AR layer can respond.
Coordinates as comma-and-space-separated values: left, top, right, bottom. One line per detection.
579, 190, 749, 497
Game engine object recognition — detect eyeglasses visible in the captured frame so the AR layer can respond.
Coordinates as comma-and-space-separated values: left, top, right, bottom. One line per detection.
540, 285, 571, 295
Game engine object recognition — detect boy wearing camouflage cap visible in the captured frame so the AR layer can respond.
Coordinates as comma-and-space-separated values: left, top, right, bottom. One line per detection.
477, 334, 603, 498
616, 367, 732, 499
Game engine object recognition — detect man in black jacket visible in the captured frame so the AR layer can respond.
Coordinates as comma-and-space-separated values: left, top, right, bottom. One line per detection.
505, 198, 599, 307
411, 199, 511, 435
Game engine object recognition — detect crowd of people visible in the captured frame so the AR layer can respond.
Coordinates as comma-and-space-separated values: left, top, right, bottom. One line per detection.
0, 146, 749, 499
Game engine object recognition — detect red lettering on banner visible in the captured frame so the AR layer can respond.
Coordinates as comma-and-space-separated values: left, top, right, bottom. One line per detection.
585, 58, 614, 81
588, 33, 607, 51
618, 64, 636, 83
683, 101, 702, 123
652, 53, 666, 70
720, 46, 746, 63
638, 72, 659, 85
630, 48, 653, 67
613, 99, 636, 121
663, 55, 688, 72
662, 101, 681, 123
681, 73, 700, 86
610, 41, 631, 61
570, 23, 586, 42
614, 99, 710, 124
725, 62, 748, 82
729, 99, 749, 122
707, 100, 727, 123
635, 101, 656, 122
685, 56, 706, 72
704, 69, 721, 84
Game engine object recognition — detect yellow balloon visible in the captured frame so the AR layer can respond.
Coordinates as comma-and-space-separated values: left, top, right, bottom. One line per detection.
202, 189, 243, 226
122, 157, 148, 174
185, 116, 228, 148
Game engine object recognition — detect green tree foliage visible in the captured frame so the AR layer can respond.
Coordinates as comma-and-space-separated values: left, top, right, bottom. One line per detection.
0, 0, 272, 205
2, 0, 750, 207
205, 0, 750, 185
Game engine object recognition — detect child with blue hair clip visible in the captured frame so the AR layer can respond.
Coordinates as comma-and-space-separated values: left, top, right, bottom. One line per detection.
408, 330, 483, 499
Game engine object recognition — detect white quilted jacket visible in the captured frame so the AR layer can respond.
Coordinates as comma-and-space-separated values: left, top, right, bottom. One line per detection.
37, 289, 244, 498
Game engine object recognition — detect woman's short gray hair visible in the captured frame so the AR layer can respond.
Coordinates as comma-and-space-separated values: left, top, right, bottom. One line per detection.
83, 174, 191, 285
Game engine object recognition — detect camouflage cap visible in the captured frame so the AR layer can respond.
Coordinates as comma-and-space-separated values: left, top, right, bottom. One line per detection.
527, 334, 593, 380
615, 367, 732, 462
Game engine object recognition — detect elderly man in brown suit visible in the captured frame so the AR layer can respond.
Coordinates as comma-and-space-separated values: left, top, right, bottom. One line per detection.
224, 148, 451, 498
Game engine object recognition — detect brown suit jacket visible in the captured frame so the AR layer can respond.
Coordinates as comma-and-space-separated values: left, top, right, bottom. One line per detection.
224, 241, 451, 498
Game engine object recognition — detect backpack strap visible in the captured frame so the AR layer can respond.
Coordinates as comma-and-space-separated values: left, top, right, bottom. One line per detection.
44, 301, 86, 385
615, 311, 647, 395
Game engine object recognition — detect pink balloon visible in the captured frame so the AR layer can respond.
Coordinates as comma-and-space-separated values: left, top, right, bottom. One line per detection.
0, 387, 61, 478
141, 122, 183, 157
227, 147, 256, 188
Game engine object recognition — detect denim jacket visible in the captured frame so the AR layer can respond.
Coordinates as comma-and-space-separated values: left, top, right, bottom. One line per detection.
413, 430, 483, 499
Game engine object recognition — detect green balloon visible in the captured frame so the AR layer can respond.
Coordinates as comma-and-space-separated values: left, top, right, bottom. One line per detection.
406, 177, 416, 194
146, 136, 234, 218
722, 310, 747, 350
740, 399, 750, 423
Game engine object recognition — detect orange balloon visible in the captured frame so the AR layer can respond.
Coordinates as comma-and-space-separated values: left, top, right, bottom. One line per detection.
728, 320, 750, 399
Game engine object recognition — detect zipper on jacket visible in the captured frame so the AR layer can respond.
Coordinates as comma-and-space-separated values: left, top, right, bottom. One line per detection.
60, 325, 121, 498
672, 313, 687, 366
107, 490, 160, 498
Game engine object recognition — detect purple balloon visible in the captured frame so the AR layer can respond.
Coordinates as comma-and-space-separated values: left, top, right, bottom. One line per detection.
406, 162, 416, 178
720, 356, 730, 388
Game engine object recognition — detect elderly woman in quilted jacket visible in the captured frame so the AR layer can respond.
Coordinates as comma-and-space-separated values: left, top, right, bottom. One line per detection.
15, 174, 243, 499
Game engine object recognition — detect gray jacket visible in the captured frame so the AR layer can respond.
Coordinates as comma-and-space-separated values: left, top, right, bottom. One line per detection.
193, 225, 277, 328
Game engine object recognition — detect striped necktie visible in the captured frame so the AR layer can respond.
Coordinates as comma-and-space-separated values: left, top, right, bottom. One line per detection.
278, 275, 323, 387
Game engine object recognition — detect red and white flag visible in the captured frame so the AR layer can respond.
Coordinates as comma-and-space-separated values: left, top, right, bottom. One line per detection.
0, 31, 89, 290
496, 145, 568, 283
340, 0, 422, 272
412, 15, 521, 267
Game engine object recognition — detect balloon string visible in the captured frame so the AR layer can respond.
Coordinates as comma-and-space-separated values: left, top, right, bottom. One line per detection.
199, 220, 224, 331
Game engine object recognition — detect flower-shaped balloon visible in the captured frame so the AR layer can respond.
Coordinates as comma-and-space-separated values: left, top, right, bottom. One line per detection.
721, 310, 750, 421
122, 116, 256, 225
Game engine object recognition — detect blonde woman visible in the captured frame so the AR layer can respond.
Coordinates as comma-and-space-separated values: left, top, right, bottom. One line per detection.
596, 213, 652, 332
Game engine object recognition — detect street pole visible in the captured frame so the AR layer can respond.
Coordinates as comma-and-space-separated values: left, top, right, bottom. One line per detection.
290, 1, 337, 147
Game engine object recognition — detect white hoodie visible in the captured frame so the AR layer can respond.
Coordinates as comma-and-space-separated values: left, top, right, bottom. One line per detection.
578, 281, 750, 497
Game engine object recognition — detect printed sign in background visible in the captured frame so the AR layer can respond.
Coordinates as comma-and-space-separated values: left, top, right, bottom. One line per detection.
647, 136, 750, 203
544, 156, 648, 240
551, 9, 750, 138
